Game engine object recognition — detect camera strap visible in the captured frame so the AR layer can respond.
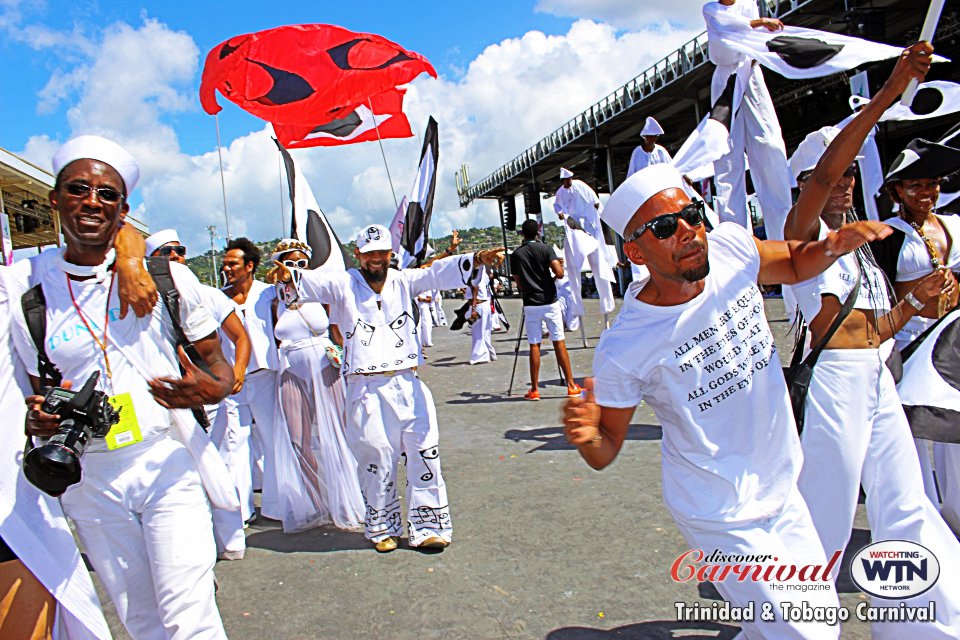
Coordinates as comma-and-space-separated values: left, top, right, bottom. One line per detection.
146, 258, 216, 379
20, 284, 63, 388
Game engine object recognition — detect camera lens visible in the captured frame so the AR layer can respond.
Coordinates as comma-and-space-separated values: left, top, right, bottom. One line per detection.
22, 419, 92, 497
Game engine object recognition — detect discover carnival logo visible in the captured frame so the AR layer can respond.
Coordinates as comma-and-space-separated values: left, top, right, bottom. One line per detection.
850, 540, 940, 599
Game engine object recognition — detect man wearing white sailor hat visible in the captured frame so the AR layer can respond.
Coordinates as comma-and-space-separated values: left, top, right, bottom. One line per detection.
564, 161, 893, 639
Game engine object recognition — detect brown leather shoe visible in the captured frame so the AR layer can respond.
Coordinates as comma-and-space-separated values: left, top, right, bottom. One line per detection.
374, 536, 399, 553
417, 536, 449, 549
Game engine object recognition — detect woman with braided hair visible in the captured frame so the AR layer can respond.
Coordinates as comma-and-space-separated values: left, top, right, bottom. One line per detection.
266, 240, 363, 531
783, 44, 960, 638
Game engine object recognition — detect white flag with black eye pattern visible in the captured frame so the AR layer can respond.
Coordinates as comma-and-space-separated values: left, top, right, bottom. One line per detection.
898, 308, 960, 443
711, 24, 947, 80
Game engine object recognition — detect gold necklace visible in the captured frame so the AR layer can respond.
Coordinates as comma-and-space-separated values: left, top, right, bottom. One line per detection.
909, 219, 948, 317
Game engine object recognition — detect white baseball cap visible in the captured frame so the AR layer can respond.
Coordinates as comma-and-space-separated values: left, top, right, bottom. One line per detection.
356, 224, 393, 253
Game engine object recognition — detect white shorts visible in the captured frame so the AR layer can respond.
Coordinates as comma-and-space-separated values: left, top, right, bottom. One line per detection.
524, 301, 564, 345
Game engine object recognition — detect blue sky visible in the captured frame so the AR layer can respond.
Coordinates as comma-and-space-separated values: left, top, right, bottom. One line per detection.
0, 0, 703, 249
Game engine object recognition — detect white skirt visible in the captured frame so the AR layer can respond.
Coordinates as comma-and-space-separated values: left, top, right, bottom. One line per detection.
276, 337, 364, 531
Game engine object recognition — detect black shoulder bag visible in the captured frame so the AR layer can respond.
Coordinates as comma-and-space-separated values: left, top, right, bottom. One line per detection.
784, 263, 861, 434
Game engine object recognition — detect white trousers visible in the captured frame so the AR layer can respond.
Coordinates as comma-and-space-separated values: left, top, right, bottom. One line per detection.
61, 437, 226, 640
934, 443, 960, 536
204, 401, 247, 559
469, 300, 496, 364
797, 350, 960, 639
344, 371, 452, 546
208, 397, 253, 523
417, 301, 433, 347
676, 488, 840, 640
586, 250, 615, 316
236, 369, 283, 520
713, 64, 792, 236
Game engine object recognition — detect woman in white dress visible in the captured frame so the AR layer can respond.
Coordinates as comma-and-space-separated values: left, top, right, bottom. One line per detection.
267, 240, 364, 531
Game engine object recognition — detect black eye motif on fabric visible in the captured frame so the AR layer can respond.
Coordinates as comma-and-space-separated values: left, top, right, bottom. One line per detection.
765, 36, 843, 69
305, 210, 333, 268
933, 320, 960, 393
246, 59, 314, 106
346, 319, 375, 346
388, 312, 415, 347
327, 38, 416, 71
418, 446, 439, 482
910, 87, 945, 117
307, 110, 363, 138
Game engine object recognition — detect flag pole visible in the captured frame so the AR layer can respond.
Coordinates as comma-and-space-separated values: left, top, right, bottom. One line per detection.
278, 153, 287, 237
900, 0, 945, 107
214, 114, 232, 240
369, 99, 400, 210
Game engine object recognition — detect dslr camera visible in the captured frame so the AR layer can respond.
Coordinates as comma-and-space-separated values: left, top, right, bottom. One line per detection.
23, 371, 120, 497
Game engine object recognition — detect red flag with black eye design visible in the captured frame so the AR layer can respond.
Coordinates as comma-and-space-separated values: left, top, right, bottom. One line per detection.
199, 24, 436, 126
273, 87, 413, 148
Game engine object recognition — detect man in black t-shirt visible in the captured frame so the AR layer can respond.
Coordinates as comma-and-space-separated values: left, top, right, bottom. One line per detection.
509, 219, 581, 401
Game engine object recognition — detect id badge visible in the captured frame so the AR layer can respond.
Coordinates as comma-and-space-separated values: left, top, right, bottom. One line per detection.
105, 393, 144, 450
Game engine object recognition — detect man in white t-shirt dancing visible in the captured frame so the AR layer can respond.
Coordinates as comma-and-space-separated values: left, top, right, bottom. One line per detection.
563, 163, 890, 639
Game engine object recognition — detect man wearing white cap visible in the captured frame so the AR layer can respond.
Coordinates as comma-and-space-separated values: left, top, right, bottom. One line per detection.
466, 263, 497, 365
626, 117, 672, 178
147, 229, 251, 560
783, 44, 960, 637
703, 0, 793, 235
274, 223, 503, 552
12, 136, 232, 638
554, 168, 617, 324
563, 160, 891, 638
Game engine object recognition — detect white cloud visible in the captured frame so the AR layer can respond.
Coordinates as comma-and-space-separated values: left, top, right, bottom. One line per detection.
535, 0, 709, 30
14, 16, 699, 253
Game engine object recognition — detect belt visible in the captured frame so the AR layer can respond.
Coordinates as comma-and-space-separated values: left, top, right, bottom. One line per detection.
354, 367, 415, 378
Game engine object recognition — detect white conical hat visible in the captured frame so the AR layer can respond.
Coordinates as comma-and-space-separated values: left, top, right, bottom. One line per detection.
559, 167, 573, 179
640, 117, 664, 136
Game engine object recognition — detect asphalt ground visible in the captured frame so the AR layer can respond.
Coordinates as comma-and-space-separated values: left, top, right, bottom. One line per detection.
94, 296, 883, 639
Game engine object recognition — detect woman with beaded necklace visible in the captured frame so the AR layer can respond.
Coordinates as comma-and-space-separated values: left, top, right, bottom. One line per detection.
266, 239, 364, 532
872, 138, 960, 534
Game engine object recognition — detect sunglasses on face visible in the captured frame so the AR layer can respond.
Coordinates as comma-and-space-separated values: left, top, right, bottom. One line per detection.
159, 245, 186, 257
282, 259, 309, 269
62, 182, 124, 204
626, 200, 706, 242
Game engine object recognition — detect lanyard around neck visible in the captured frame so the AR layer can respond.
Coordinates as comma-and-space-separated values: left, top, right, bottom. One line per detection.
66, 272, 117, 382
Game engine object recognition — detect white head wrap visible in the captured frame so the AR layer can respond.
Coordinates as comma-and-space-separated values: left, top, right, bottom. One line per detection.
640, 117, 664, 137
52, 135, 140, 193
601, 164, 686, 237
145, 229, 180, 255
559, 167, 573, 179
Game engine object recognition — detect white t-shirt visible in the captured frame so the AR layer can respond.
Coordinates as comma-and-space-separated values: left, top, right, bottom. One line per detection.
790, 221, 891, 324
225, 280, 278, 373
703, 0, 759, 67
887, 214, 960, 348
593, 223, 801, 527
290, 254, 477, 375
11, 260, 219, 453
627, 144, 672, 178
196, 283, 237, 363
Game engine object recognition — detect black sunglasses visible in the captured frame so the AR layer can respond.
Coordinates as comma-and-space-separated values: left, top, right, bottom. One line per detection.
62, 182, 124, 204
159, 245, 186, 257
626, 200, 705, 242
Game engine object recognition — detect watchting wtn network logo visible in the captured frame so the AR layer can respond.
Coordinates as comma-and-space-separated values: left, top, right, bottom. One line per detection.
850, 540, 940, 599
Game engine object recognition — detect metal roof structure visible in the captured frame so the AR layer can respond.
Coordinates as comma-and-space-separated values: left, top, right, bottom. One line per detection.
457, 0, 960, 208
1, 146, 149, 252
